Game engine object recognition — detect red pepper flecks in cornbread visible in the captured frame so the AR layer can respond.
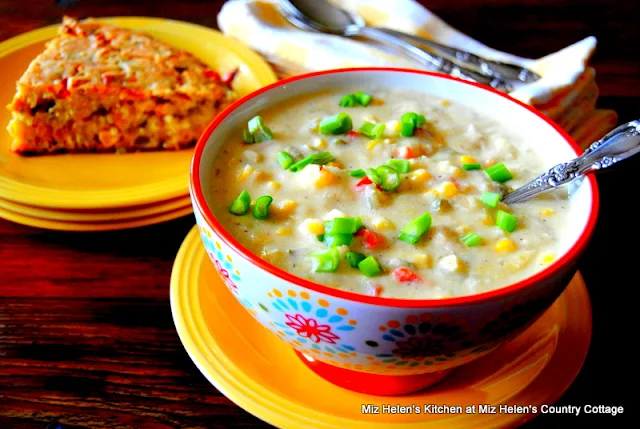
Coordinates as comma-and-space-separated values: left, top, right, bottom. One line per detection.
7, 16, 236, 154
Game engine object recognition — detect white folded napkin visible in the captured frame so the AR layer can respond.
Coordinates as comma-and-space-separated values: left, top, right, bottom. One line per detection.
218, 0, 617, 148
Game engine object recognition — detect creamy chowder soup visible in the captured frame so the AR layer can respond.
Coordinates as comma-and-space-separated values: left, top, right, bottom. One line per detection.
210, 88, 576, 299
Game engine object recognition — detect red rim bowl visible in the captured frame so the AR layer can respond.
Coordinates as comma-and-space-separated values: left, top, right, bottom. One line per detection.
190, 67, 599, 309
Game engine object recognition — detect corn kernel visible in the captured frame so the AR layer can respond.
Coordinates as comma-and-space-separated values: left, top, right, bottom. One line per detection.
540, 208, 555, 216
411, 253, 432, 268
268, 181, 281, 191
372, 217, 395, 230
497, 202, 511, 212
238, 164, 254, 182
387, 120, 401, 133
312, 137, 328, 149
462, 184, 476, 193
495, 239, 517, 253
425, 189, 441, 198
254, 171, 271, 182
314, 168, 338, 187
277, 199, 298, 216
541, 253, 556, 264
455, 225, 471, 234
298, 218, 322, 235
275, 227, 292, 236
451, 167, 465, 178
441, 99, 451, 106
307, 221, 325, 235
440, 181, 459, 198
485, 159, 496, 167
461, 155, 477, 164
482, 217, 494, 226
371, 98, 385, 106
367, 140, 382, 151
326, 161, 343, 168
409, 169, 432, 182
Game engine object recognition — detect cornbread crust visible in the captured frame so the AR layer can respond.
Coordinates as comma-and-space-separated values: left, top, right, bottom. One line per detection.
7, 17, 235, 154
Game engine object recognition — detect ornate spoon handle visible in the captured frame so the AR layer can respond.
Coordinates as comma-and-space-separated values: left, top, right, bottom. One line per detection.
353, 27, 514, 93
501, 120, 640, 204
379, 28, 541, 83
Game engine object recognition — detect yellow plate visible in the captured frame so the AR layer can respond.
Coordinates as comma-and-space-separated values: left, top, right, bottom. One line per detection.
0, 195, 192, 221
171, 226, 592, 429
0, 204, 193, 231
0, 17, 277, 209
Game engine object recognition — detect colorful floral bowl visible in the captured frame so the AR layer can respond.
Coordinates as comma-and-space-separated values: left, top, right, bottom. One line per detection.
189, 68, 599, 395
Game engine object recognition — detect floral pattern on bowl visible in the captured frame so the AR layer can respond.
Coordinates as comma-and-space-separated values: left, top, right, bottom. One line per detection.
194, 208, 573, 375
265, 288, 360, 360
198, 226, 241, 295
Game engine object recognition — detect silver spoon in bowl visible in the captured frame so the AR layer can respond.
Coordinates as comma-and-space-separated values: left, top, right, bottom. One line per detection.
501, 120, 640, 204
279, 0, 515, 92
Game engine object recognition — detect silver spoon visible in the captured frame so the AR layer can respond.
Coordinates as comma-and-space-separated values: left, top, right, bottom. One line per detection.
279, 0, 514, 92
501, 120, 640, 204
380, 28, 541, 83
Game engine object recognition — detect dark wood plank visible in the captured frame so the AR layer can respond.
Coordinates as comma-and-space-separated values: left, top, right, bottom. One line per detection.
0, 1, 636, 428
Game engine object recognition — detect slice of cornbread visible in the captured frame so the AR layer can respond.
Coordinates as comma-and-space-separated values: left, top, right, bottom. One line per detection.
7, 16, 235, 154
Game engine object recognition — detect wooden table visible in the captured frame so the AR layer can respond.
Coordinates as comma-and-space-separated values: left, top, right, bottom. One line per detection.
1, 1, 636, 428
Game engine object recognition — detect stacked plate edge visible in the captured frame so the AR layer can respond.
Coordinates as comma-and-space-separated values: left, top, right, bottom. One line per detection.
0, 17, 278, 231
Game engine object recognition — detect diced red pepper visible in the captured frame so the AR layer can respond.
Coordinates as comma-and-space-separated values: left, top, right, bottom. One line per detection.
346, 130, 361, 142
395, 146, 419, 159
358, 229, 385, 249
354, 176, 384, 192
392, 267, 421, 283
374, 285, 384, 296
414, 127, 427, 137
222, 68, 239, 87
355, 177, 372, 191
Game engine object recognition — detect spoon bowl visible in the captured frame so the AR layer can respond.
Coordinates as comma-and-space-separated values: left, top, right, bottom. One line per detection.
280, 0, 363, 34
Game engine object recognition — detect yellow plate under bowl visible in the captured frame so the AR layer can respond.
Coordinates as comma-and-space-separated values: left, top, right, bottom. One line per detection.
0, 204, 193, 231
0, 194, 192, 222
0, 17, 277, 209
171, 226, 592, 429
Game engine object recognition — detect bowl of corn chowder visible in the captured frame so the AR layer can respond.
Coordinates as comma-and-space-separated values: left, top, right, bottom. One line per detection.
190, 68, 598, 395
